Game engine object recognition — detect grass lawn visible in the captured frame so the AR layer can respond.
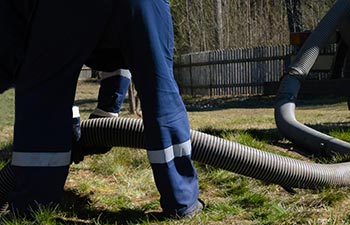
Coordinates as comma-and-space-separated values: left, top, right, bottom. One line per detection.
1, 80, 350, 224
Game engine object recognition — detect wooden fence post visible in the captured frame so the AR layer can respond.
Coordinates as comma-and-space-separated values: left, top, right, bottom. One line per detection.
128, 81, 141, 116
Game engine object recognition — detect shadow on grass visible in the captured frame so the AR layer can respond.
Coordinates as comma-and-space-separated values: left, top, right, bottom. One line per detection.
185, 96, 275, 112
81, 79, 100, 84
0, 143, 12, 162
61, 190, 167, 224
74, 98, 97, 107
185, 95, 348, 112
199, 121, 350, 160
198, 126, 281, 144
306, 121, 350, 131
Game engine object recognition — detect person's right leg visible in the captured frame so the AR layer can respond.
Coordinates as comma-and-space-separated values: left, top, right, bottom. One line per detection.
80, 69, 131, 157
90, 69, 131, 118
8, 0, 112, 214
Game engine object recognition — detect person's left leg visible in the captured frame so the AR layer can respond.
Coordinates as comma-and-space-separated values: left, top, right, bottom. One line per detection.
8, 0, 112, 214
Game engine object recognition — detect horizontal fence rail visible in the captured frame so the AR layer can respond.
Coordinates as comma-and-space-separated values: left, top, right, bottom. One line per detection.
173, 45, 336, 96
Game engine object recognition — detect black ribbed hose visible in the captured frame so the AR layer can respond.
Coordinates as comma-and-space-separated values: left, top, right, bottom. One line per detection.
81, 117, 350, 188
275, 0, 350, 156
1, 116, 350, 211
0, 163, 15, 212
289, 0, 350, 75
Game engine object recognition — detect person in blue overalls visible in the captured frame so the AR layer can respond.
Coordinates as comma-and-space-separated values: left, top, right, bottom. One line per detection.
1, 0, 203, 218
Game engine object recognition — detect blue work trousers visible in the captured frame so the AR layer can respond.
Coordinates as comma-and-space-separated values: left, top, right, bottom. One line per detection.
6, 0, 199, 215
8, 0, 111, 213
97, 73, 131, 114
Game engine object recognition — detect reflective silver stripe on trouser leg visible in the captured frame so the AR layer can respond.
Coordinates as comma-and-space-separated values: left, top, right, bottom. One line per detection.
100, 69, 132, 80
147, 140, 191, 164
11, 151, 71, 167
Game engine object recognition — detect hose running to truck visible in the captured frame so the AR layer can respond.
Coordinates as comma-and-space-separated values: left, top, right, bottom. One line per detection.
275, 0, 350, 156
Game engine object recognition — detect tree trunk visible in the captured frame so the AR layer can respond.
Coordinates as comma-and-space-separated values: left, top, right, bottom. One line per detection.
285, 0, 303, 32
185, 0, 192, 52
214, 0, 224, 49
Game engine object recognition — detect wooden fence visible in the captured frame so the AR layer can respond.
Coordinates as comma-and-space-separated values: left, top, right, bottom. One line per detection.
173, 45, 336, 96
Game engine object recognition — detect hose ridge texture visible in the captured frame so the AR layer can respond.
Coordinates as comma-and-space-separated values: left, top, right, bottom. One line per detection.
81, 117, 350, 189
0, 163, 15, 211
289, 0, 350, 75
275, 0, 350, 156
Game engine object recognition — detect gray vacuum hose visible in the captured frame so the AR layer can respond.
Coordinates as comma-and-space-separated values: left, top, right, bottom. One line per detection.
289, 0, 350, 75
2, 116, 350, 211
81, 117, 350, 189
275, 0, 350, 156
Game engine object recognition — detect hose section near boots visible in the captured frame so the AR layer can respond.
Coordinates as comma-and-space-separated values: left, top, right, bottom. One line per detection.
82, 117, 145, 149
0, 163, 15, 212
1, 115, 350, 210
81, 117, 350, 189
275, 0, 350, 156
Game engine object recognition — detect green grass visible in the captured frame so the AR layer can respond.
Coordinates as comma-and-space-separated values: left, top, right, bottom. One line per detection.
0, 89, 14, 166
2, 81, 350, 224
0, 89, 14, 126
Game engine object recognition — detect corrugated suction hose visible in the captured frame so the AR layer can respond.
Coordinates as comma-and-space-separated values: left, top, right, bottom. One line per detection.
289, 0, 350, 75
0, 163, 15, 212
81, 117, 350, 189
275, 0, 350, 156
2, 116, 350, 211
